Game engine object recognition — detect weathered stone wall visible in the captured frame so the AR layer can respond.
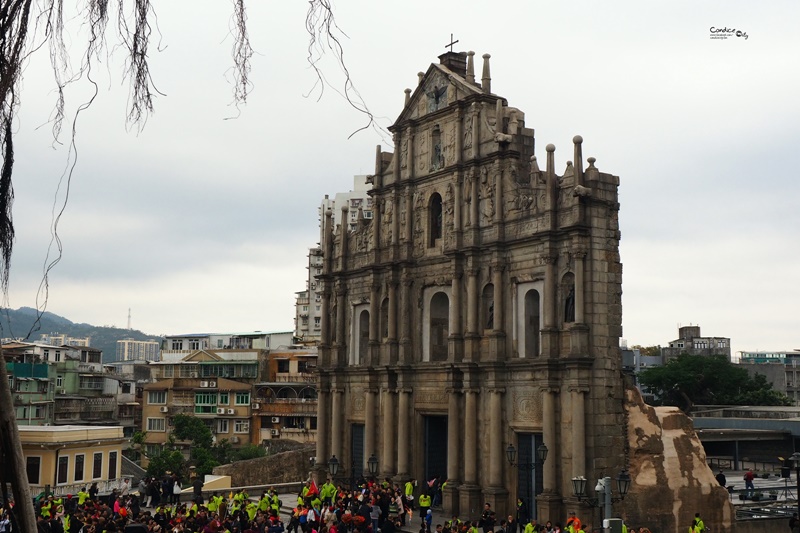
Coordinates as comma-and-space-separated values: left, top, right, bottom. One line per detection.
624, 387, 734, 533
212, 445, 314, 487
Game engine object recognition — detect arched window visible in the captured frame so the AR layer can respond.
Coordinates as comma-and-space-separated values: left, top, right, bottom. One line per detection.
429, 292, 450, 361
482, 283, 494, 331
524, 289, 541, 357
429, 193, 443, 247
357, 309, 369, 364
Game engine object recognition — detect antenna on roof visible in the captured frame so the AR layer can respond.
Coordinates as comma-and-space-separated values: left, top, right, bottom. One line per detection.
128, 308, 131, 331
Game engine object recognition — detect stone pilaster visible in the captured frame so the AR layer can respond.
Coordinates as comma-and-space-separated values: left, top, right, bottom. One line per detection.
446, 389, 462, 515
330, 389, 343, 460
540, 254, 559, 358
396, 389, 411, 479
382, 389, 396, 477
450, 270, 463, 362
460, 389, 481, 519
399, 276, 413, 364
571, 387, 587, 479
364, 389, 377, 472
465, 268, 479, 362
315, 387, 330, 467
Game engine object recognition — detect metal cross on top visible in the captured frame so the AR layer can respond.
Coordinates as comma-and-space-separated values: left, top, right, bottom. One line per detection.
445, 33, 459, 53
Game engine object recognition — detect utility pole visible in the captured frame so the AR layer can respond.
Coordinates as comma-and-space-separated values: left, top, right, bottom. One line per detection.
0, 345, 37, 533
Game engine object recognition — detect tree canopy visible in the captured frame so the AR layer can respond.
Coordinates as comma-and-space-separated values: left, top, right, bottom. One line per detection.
638, 354, 792, 413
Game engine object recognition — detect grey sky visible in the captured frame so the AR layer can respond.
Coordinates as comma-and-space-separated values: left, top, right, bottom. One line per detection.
7, 1, 799, 357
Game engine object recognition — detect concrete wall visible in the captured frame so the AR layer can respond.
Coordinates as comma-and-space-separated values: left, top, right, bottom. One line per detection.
212, 445, 314, 487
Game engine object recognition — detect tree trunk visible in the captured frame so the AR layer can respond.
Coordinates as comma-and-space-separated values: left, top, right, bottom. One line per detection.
0, 346, 37, 533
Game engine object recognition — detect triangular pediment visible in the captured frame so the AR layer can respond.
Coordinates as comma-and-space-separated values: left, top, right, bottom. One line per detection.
394, 63, 483, 125
183, 350, 222, 362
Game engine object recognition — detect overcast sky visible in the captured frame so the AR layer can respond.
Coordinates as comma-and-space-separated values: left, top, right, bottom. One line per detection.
7, 1, 799, 357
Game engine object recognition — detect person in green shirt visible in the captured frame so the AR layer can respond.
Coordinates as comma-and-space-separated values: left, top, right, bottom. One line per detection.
321, 481, 336, 506
77, 489, 90, 506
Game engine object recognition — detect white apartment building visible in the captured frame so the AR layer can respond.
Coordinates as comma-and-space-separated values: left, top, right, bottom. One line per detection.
116, 338, 161, 362
294, 176, 372, 342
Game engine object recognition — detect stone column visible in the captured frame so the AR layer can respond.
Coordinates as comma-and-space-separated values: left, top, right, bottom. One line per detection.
571, 388, 586, 479
365, 389, 377, 470
540, 255, 559, 358
382, 389, 396, 476
315, 388, 330, 466
488, 389, 505, 487
399, 275, 413, 364
321, 287, 332, 346
445, 390, 461, 514
460, 390, 481, 519
463, 391, 478, 484
370, 283, 380, 363
388, 282, 398, 342
396, 389, 411, 478
406, 127, 414, 180
470, 103, 480, 160
574, 251, 586, 324
335, 285, 347, 365
404, 187, 413, 247
392, 192, 400, 247
471, 169, 480, 231
465, 268, 479, 362
542, 389, 557, 492
454, 175, 463, 236
450, 270, 463, 362
492, 263, 504, 334
331, 389, 343, 460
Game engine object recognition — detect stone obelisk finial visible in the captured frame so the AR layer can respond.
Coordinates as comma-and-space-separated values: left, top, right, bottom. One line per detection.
404, 88, 411, 107
573, 135, 584, 186
466, 51, 476, 84
481, 53, 491, 93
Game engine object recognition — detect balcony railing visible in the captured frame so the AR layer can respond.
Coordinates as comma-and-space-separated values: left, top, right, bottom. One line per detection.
30, 479, 127, 498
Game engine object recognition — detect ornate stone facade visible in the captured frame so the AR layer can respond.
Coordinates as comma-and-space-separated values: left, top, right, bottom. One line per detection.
315, 50, 625, 523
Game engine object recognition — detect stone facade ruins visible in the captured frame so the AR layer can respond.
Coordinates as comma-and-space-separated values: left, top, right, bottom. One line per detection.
315, 50, 627, 523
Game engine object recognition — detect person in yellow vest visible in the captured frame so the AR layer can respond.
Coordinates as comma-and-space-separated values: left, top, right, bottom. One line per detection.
208, 492, 221, 513
245, 501, 258, 521
418, 492, 431, 519
258, 493, 270, 513
405, 480, 416, 511
692, 513, 705, 533
77, 489, 90, 507
40, 497, 53, 518
270, 493, 280, 515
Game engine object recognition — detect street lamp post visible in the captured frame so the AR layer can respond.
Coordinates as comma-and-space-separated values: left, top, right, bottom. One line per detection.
790, 452, 800, 518
571, 470, 631, 522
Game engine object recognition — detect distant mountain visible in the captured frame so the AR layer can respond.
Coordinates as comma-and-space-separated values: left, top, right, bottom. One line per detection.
0, 307, 162, 362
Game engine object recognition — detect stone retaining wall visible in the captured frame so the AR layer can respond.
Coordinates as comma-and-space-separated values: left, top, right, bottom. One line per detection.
212, 445, 314, 487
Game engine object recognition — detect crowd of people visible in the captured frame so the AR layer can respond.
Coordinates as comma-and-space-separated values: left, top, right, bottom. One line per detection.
0, 475, 669, 533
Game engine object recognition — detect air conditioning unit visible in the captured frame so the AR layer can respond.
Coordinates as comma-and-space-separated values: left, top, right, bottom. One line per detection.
57, 389, 66, 395
270, 429, 280, 436
251, 403, 260, 410
271, 417, 280, 423
230, 436, 240, 444
200, 381, 209, 388
190, 372, 198, 378
226, 408, 234, 415
216, 408, 226, 414
160, 406, 169, 413
208, 381, 217, 388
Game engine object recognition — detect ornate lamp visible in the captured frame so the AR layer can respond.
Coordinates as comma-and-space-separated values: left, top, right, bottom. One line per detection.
367, 454, 379, 476
328, 455, 340, 477
616, 470, 631, 499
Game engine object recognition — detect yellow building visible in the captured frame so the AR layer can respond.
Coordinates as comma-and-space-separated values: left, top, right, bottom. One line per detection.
19, 425, 127, 496
141, 376, 253, 458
